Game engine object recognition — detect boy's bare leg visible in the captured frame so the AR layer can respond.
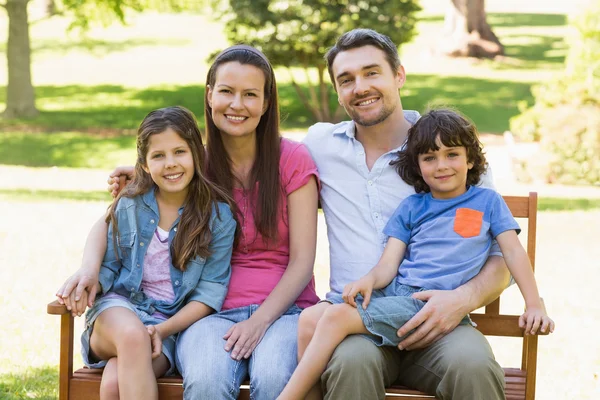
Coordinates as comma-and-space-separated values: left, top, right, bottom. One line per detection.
278, 303, 368, 400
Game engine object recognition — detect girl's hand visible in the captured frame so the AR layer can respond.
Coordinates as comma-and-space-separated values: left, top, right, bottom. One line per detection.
107, 166, 134, 198
223, 317, 270, 361
147, 325, 164, 359
56, 271, 100, 316
342, 275, 376, 309
519, 307, 555, 335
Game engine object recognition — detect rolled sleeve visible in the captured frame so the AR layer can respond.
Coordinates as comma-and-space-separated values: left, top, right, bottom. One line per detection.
188, 206, 236, 312
99, 222, 120, 294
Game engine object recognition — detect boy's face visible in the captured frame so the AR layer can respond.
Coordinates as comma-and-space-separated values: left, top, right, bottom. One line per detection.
417, 136, 474, 200
331, 45, 405, 127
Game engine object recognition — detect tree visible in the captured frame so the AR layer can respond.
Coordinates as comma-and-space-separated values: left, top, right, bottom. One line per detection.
214, 0, 421, 123
1, 0, 201, 119
440, 0, 503, 58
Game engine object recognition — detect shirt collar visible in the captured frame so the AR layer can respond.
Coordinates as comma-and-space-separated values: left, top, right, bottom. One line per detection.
333, 110, 422, 141
140, 188, 185, 216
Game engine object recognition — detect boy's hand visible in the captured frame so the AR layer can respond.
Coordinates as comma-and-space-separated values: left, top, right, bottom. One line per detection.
519, 307, 555, 335
147, 325, 164, 359
342, 275, 375, 309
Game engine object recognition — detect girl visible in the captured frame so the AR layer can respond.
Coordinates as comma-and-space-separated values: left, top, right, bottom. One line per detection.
58, 46, 320, 400
76, 106, 236, 400
277, 108, 555, 400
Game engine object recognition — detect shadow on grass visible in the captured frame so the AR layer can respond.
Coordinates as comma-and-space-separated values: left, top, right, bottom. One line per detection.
0, 365, 58, 400
0, 75, 534, 136
419, 13, 567, 28
0, 37, 192, 55
497, 34, 567, 69
0, 132, 136, 168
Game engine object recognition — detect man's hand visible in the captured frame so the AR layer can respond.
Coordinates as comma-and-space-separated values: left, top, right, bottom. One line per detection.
397, 289, 470, 350
342, 275, 376, 309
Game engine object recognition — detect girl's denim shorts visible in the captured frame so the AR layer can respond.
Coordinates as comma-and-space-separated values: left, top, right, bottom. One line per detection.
81, 294, 177, 376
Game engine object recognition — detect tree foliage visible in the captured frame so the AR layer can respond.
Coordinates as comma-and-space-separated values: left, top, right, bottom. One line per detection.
510, 4, 600, 185
213, 0, 421, 122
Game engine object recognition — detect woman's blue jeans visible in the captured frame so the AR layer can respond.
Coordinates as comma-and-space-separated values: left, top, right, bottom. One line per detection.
176, 304, 302, 400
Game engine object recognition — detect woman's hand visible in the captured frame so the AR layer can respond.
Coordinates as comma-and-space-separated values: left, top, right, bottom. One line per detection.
107, 166, 134, 198
56, 270, 100, 316
223, 317, 270, 360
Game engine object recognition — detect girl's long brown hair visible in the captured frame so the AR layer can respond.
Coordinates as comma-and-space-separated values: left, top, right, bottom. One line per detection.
204, 45, 282, 242
108, 106, 234, 271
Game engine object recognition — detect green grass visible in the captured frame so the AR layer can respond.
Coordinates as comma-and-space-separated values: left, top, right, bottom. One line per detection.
0, 366, 58, 400
0, 131, 136, 168
538, 197, 600, 211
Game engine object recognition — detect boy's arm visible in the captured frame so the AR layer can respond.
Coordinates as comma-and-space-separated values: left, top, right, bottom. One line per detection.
495, 230, 543, 309
368, 237, 407, 288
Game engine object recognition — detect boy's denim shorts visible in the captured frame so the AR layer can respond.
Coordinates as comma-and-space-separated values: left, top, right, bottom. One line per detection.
331, 281, 471, 347
81, 294, 177, 376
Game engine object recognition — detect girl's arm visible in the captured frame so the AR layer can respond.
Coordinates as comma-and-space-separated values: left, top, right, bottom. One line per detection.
224, 177, 318, 361
154, 301, 213, 339
495, 230, 554, 334
56, 213, 109, 315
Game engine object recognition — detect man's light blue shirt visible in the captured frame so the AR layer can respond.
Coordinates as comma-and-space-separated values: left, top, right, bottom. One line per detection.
303, 110, 496, 299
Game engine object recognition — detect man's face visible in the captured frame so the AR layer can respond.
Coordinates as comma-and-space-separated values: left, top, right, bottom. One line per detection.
331, 45, 405, 127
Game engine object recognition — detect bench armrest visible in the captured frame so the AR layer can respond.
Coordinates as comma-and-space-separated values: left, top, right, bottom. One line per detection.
47, 299, 69, 315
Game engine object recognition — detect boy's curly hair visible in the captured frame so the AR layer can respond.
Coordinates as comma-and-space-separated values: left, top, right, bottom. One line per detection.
391, 108, 487, 194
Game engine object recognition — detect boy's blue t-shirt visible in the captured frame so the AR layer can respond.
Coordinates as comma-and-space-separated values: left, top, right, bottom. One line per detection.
383, 186, 520, 291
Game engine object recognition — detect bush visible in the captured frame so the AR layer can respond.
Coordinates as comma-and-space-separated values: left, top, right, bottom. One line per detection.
510, 4, 600, 185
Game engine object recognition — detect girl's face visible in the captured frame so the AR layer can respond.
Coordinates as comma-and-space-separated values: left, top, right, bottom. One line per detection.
417, 135, 473, 200
143, 128, 195, 202
207, 61, 268, 140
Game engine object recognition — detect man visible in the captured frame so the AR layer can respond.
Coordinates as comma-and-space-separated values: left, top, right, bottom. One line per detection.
302, 29, 508, 399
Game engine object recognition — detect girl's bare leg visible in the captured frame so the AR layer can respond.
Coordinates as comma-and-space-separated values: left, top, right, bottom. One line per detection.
278, 303, 368, 400
100, 353, 169, 400
90, 307, 159, 400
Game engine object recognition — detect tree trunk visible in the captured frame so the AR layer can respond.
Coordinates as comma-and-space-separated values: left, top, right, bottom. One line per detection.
440, 0, 504, 58
3, 0, 38, 118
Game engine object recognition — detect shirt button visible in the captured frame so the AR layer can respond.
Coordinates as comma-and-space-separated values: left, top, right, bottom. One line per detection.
374, 213, 379, 218
368, 180, 373, 186
140, 242, 144, 247
130, 287, 135, 291
358, 151, 364, 155
175, 280, 180, 286
150, 219, 155, 224
174, 227, 177, 232
137, 263, 140, 267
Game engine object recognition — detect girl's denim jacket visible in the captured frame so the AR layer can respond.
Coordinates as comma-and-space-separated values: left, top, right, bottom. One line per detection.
98, 189, 236, 317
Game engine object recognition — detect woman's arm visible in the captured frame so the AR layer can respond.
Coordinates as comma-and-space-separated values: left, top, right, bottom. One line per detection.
56, 213, 109, 315
223, 177, 318, 360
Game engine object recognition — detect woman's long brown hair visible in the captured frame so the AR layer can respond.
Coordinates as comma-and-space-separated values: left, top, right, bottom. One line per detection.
108, 106, 234, 271
204, 45, 282, 242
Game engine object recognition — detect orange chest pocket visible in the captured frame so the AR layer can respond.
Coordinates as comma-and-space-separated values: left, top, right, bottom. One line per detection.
453, 208, 484, 238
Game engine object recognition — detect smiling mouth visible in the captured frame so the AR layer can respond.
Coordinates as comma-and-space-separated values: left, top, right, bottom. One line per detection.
225, 115, 247, 122
164, 173, 183, 180
355, 97, 379, 106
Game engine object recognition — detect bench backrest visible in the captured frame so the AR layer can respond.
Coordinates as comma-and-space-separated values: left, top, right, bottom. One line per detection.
469, 192, 539, 400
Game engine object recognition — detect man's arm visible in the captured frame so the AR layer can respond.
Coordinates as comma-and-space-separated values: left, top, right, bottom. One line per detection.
396, 255, 510, 350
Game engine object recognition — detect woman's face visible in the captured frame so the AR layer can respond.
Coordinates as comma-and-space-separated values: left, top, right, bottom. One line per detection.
207, 61, 268, 140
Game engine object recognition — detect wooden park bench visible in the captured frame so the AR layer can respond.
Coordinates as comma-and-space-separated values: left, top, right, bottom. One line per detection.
48, 192, 545, 400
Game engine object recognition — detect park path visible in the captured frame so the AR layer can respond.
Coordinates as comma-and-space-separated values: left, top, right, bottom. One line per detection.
1, 132, 599, 199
